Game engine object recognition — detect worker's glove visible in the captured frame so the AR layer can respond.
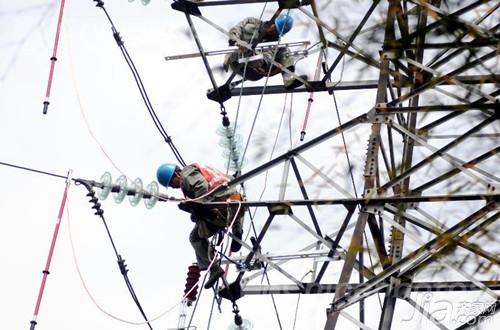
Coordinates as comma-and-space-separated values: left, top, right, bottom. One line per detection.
228, 39, 236, 46
178, 201, 193, 213
179, 202, 203, 222
238, 45, 249, 54
179, 201, 213, 217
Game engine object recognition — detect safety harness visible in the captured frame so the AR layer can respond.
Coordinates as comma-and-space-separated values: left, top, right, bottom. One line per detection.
193, 163, 231, 191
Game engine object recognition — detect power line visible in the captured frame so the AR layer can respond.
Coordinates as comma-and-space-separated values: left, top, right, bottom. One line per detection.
93, 0, 186, 167
77, 180, 155, 330
0, 161, 67, 180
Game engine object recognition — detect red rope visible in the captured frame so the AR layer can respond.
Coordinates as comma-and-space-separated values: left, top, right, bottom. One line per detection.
30, 178, 70, 328
43, 0, 66, 115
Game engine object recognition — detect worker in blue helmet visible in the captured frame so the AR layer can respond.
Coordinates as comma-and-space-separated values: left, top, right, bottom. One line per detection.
157, 163, 245, 289
224, 11, 307, 90
275, 14, 294, 35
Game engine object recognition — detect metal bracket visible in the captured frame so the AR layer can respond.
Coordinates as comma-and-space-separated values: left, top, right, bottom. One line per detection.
486, 183, 500, 207
406, 191, 421, 209
361, 204, 383, 215
238, 54, 264, 64
235, 258, 264, 272
268, 203, 293, 215
363, 134, 380, 179
331, 38, 347, 48
393, 276, 412, 299
486, 182, 499, 194
218, 281, 243, 301
207, 83, 232, 103
381, 50, 399, 60
414, 128, 429, 147
278, 0, 311, 9
369, 102, 394, 124
171, 0, 201, 16
307, 80, 327, 92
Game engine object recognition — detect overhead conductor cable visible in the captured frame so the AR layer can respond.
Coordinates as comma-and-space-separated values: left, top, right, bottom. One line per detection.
93, 0, 186, 167
76, 179, 155, 330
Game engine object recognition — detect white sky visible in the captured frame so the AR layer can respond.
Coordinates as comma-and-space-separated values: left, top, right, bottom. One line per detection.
1, 1, 498, 330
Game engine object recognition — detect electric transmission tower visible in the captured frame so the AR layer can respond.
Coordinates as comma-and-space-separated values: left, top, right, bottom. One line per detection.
170, 0, 499, 329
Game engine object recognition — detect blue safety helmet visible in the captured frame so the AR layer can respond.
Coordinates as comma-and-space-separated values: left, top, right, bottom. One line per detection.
156, 163, 178, 187
275, 14, 294, 36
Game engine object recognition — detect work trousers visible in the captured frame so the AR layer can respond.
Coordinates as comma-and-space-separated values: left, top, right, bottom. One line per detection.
228, 47, 294, 81
189, 202, 244, 270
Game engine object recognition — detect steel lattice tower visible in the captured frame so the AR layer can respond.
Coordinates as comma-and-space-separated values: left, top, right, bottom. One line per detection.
171, 0, 500, 329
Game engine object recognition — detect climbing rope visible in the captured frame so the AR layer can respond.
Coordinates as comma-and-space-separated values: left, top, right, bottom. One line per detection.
206, 293, 217, 330
186, 200, 244, 329
227, 1, 270, 175
245, 91, 290, 230
292, 270, 313, 330
288, 93, 294, 148
244, 205, 284, 330
189, 6, 294, 323
65, 19, 126, 176
238, 35, 289, 171
331, 91, 358, 198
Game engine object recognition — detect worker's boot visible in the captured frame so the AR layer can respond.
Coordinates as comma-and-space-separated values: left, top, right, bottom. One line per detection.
204, 265, 224, 289
230, 229, 243, 253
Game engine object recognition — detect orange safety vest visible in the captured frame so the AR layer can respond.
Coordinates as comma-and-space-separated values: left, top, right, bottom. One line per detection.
193, 163, 231, 191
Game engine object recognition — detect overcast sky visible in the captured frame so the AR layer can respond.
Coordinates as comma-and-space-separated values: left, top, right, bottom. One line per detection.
1, 1, 498, 330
